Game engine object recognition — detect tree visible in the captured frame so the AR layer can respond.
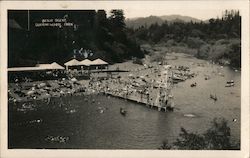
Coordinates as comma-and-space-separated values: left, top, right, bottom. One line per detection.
204, 118, 231, 149
158, 140, 172, 150
108, 9, 127, 43
173, 127, 206, 150
9, 10, 144, 66
228, 39, 241, 68
160, 117, 240, 150
108, 9, 126, 31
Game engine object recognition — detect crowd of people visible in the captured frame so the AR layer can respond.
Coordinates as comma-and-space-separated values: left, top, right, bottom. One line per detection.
8, 59, 196, 113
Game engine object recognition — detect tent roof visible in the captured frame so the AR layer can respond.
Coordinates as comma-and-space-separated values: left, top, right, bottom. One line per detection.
36, 62, 64, 70
8, 67, 47, 72
50, 62, 65, 70
8, 62, 65, 72
79, 59, 92, 66
64, 59, 80, 66
36, 63, 51, 68
91, 58, 108, 65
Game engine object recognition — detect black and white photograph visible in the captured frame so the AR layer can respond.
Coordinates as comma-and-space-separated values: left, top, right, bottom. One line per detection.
1, 1, 249, 158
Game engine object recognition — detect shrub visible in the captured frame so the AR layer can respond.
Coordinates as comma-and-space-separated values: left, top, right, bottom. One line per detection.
165, 39, 176, 47
150, 52, 165, 62
197, 44, 211, 59
170, 46, 197, 55
215, 39, 230, 45
204, 118, 231, 149
173, 127, 206, 150
159, 140, 172, 150
186, 37, 206, 49
228, 39, 241, 68
133, 57, 143, 65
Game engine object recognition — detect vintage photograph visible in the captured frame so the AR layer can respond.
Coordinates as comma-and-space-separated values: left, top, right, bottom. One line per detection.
4, 1, 245, 153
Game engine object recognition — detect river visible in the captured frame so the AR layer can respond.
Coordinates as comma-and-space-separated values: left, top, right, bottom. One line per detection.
8, 53, 240, 149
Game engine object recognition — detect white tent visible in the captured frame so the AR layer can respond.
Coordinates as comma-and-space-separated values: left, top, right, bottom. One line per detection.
50, 62, 65, 70
36, 62, 64, 70
91, 58, 108, 65
64, 59, 80, 66
8, 67, 47, 72
64, 59, 81, 70
8, 62, 65, 72
79, 59, 93, 66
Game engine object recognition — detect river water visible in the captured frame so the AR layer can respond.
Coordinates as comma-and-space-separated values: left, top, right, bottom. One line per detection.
8, 53, 240, 149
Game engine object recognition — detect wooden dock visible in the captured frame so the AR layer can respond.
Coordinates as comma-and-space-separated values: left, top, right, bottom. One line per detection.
99, 65, 175, 112
103, 91, 173, 112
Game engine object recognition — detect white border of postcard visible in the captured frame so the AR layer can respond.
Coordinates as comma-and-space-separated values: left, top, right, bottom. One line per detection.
1, 1, 249, 158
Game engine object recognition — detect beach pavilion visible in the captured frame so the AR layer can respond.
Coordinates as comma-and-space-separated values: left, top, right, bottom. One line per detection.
49, 62, 65, 70
36, 62, 65, 70
89, 58, 109, 70
8, 62, 65, 82
79, 59, 93, 70
9, 62, 65, 72
64, 59, 81, 70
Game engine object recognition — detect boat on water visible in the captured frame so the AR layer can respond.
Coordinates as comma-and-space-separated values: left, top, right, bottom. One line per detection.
190, 82, 197, 87
210, 94, 217, 101
184, 113, 196, 118
172, 75, 185, 82
225, 80, 235, 87
227, 80, 234, 84
225, 83, 234, 87
120, 108, 127, 116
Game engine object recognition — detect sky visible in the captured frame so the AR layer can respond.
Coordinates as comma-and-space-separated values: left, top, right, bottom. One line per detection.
100, 1, 243, 20
123, 9, 225, 20
3, 1, 244, 21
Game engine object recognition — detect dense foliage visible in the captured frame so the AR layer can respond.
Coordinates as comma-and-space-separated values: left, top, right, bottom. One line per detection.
159, 118, 240, 150
129, 10, 241, 68
9, 10, 241, 68
8, 10, 144, 67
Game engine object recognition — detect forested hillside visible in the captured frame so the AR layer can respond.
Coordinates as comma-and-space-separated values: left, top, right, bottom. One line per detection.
128, 10, 241, 68
8, 10, 241, 68
126, 15, 202, 29
8, 10, 144, 67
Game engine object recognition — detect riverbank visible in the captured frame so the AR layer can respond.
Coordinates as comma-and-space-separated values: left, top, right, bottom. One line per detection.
142, 43, 241, 71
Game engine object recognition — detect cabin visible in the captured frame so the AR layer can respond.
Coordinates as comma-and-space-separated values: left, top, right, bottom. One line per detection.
89, 58, 109, 70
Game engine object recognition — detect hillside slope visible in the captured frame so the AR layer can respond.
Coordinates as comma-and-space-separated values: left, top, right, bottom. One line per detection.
126, 14, 202, 28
